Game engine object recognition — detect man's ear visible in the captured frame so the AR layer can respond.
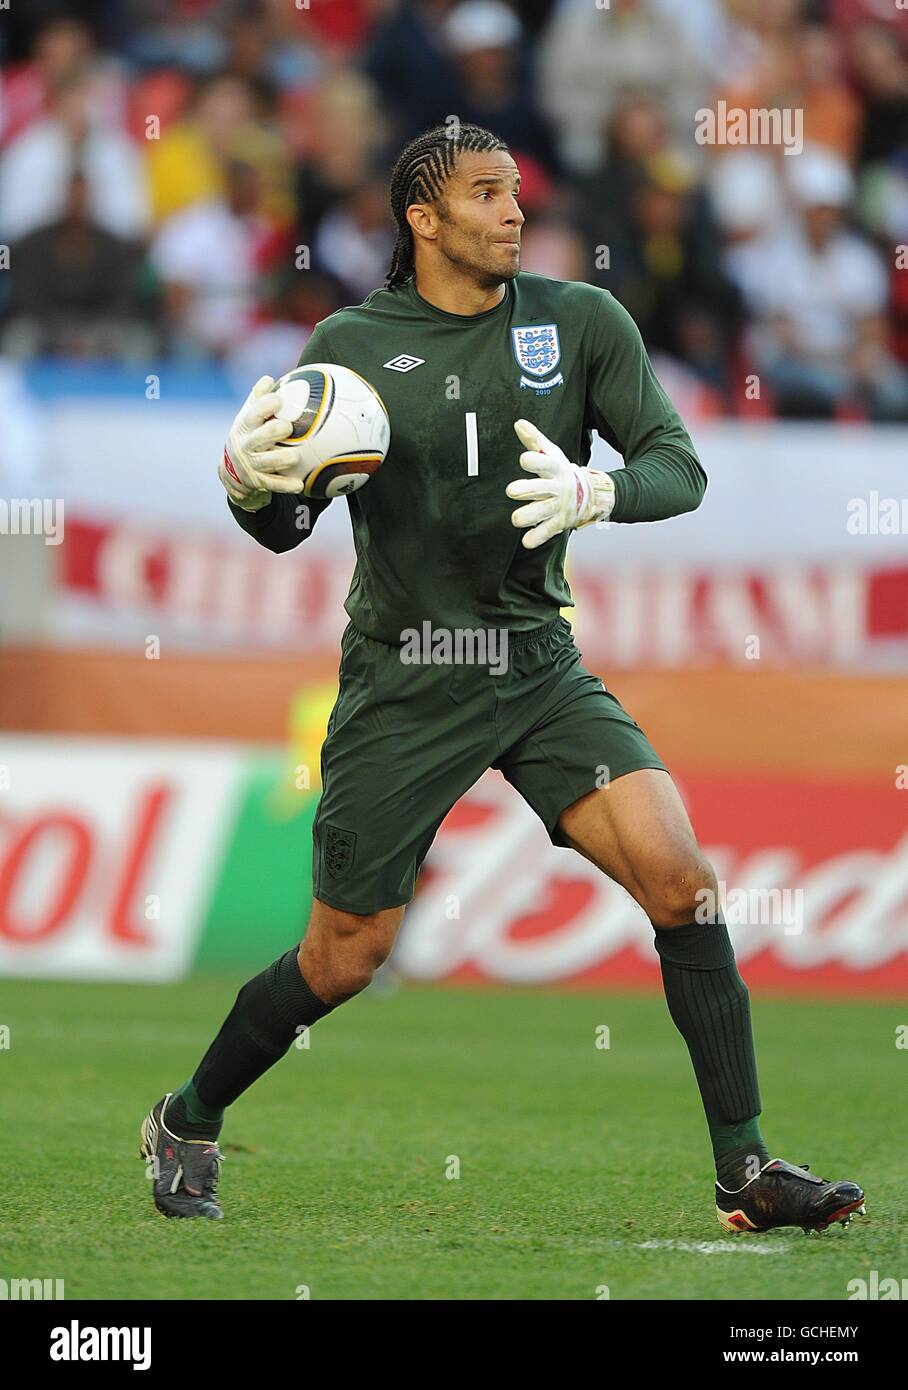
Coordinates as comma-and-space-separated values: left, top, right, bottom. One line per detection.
406, 202, 438, 245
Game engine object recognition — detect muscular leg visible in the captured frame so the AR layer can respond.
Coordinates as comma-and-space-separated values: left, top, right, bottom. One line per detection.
558, 770, 770, 1188
558, 768, 715, 926
299, 899, 404, 1004
165, 900, 404, 1140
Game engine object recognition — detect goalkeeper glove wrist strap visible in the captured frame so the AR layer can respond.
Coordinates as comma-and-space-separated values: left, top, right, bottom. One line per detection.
575, 468, 616, 528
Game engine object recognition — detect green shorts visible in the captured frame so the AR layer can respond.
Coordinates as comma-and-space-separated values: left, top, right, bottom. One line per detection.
312, 616, 666, 914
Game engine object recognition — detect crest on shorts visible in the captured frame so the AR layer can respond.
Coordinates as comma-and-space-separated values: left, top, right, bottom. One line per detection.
512, 324, 564, 392
324, 825, 356, 877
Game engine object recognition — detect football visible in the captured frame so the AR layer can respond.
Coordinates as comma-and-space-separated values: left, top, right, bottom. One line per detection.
273, 363, 391, 498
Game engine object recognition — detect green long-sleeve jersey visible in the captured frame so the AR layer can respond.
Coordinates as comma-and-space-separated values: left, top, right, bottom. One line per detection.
230, 271, 706, 641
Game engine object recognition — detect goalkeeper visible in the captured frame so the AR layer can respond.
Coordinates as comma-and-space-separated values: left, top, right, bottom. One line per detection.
141, 124, 864, 1239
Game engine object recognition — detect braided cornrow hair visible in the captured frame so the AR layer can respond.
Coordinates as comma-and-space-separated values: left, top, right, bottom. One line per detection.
385, 123, 510, 289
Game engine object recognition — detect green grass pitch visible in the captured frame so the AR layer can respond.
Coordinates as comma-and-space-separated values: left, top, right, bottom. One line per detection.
2, 976, 904, 1300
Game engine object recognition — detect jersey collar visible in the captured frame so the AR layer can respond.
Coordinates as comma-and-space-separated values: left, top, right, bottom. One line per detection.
403, 275, 514, 324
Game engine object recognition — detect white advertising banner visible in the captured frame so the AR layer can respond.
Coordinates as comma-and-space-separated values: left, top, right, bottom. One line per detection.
43, 405, 908, 562
15, 398, 908, 664
0, 736, 243, 981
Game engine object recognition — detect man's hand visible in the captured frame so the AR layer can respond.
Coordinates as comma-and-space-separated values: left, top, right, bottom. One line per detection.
219, 376, 306, 512
506, 418, 616, 549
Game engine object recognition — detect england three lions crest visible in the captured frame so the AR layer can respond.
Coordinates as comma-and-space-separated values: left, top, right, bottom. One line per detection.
512, 324, 564, 392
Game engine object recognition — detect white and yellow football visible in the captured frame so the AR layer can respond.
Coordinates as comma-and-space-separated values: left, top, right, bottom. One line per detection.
273, 363, 390, 499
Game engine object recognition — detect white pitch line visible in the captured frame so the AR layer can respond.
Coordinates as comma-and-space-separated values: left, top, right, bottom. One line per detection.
635, 1239, 785, 1256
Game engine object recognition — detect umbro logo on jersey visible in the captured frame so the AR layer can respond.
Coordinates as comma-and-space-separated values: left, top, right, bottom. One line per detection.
383, 354, 425, 372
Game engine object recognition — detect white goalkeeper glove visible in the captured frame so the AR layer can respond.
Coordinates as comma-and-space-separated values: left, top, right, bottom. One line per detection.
219, 375, 306, 512
506, 418, 616, 549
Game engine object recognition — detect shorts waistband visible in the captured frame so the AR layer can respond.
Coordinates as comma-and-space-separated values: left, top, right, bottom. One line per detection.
508, 618, 564, 650
347, 617, 565, 651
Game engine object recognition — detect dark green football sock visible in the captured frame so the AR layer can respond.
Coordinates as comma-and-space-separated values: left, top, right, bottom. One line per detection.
164, 948, 335, 1141
164, 1080, 225, 1142
712, 1117, 770, 1190
652, 916, 770, 1188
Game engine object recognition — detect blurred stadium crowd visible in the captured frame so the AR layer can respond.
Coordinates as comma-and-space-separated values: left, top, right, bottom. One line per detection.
1, 0, 907, 418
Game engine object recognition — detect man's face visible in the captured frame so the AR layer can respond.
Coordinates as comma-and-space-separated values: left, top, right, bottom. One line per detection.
410, 148, 524, 286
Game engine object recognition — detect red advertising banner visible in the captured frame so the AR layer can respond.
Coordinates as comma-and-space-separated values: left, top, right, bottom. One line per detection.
401, 769, 908, 994
55, 515, 908, 669
1, 737, 904, 994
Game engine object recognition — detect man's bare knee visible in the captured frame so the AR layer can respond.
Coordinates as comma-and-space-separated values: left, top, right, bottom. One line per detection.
642, 857, 719, 928
298, 901, 403, 1005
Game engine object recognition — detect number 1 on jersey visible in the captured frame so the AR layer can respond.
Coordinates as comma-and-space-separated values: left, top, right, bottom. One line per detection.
465, 412, 479, 476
